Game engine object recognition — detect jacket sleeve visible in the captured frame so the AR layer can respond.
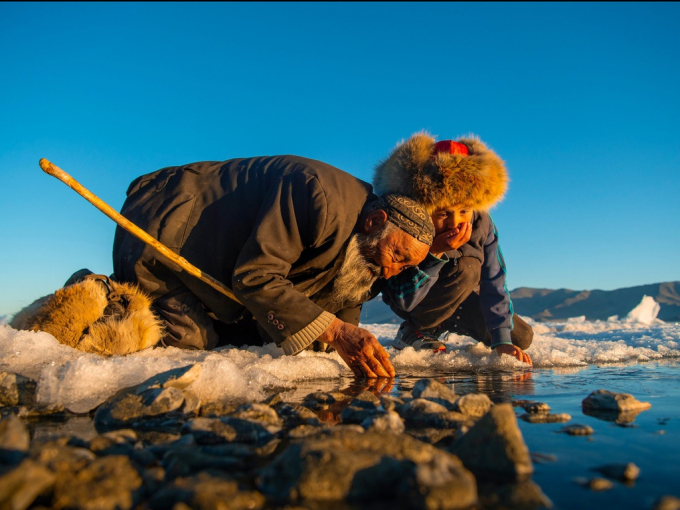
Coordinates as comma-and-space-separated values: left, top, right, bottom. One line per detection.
480, 216, 515, 347
382, 253, 451, 313
231, 172, 335, 355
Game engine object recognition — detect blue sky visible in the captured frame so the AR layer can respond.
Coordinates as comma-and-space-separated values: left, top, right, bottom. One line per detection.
1, 2, 679, 316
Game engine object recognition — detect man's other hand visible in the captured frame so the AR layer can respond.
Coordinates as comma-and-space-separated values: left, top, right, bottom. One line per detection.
495, 344, 532, 365
320, 318, 396, 378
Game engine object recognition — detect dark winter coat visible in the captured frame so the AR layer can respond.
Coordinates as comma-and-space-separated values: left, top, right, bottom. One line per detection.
113, 156, 374, 354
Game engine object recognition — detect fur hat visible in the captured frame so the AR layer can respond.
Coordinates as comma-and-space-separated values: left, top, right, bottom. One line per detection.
372, 132, 508, 213
10, 274, 163, 355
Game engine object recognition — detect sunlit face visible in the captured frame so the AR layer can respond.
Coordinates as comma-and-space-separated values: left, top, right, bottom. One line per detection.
431, 205, 474, 235
366, 227, 430, 280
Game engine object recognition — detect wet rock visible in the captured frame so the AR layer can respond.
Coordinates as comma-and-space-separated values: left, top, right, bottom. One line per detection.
30, 439, 97, 474
199, 401, 239, 417
273, 403, 320, 428
595, 462, 640, 482
575, 477, 613, 491
306, 391, 347, 404
137, 364, 203, 392
399, 399, 470, 429
408, 427, 459, 446
360, 410, 405, 434
0, 459, 56, 510
399, 390, 414, 402
454, 393, 493, 418
52, 455, 143, 509
161, 448, 243, 479
149, 472, 265, 510
477, 479, 553, 509
449, 403, 533, 482
260, 392, 283, 406
94, 386, 185, 431
0, 414, 30, 464
522, 401, 551, 414
259, 430, 476, 508
380, 394, 405, 411
340, 405, 379, 424
349, 390, 381, 409
0, 372, 37, 407
412, 379, 458, 410
229, 403, 281, 426
200, 439, 280, 460
136, 430, 182, 446
182, 416, 277, 445
520, 413, 571, 424
652, 495, 680, 510
288, 424, 324, 438
560, 424, 594, 436
582, 389, 652, 413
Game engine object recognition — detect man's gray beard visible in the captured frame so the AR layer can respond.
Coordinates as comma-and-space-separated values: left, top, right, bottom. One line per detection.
330, 223, 395, 306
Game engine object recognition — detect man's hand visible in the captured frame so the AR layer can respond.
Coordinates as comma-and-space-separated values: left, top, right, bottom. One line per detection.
319, 318, 395, 378
430, 222, 473, 258
495, 344, 532, 365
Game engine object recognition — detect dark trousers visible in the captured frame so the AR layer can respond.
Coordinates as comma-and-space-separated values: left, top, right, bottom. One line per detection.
404, 257, 533, 350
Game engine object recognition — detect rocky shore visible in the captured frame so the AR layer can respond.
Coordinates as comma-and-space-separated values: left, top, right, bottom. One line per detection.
0, 365, 673, 510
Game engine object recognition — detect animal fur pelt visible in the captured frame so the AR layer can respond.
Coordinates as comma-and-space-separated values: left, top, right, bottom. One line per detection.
373, 132, 508, 213
10, 275, 163, 355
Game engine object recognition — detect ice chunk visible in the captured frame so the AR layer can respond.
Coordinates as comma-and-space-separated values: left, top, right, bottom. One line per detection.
625, 295, 661, 325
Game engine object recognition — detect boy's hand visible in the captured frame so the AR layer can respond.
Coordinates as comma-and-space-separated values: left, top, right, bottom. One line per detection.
430, 222, 473, 258
495, 344, 532, 365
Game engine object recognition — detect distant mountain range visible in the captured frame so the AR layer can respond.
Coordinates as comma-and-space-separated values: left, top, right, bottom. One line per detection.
361, 281, 680, 324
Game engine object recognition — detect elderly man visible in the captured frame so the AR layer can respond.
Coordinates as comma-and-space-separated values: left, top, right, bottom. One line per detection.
113, 154, 433, 378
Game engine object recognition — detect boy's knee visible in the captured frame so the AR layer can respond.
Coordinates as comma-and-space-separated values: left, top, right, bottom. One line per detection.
511, 315, 534, 350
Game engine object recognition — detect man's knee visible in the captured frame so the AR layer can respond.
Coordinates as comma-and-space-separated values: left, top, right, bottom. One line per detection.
511, 314, 534, 350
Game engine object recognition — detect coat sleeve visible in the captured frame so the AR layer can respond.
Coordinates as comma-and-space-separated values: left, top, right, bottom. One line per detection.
381, 253, 451, 313
231, 172, 335, 355
480, 216, 515, 347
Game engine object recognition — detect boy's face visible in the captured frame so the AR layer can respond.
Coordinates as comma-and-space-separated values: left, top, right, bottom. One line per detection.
431, 205, 474, 235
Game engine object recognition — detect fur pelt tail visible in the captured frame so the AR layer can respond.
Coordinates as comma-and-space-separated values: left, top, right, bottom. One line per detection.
10, 276, 163, 355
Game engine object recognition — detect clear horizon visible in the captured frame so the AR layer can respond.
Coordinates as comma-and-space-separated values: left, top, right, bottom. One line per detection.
1, 2, 679, 316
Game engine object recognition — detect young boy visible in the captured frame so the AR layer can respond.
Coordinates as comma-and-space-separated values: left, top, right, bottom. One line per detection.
372, 133, 533, 364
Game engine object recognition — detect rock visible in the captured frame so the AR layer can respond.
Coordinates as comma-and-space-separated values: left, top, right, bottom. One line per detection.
399, 399, 470, 430
0, 414, 30, 464
449, 403, 533, 482
522, 401, 551, 414
273, 403, 320, 428
408, 428, 459, 446
161, 448, 242, 479
595, 462, 640, 482
136, 364, 203, 392
477, 479, 553, 509
288, 424, 324, 438
575, 477, 613, 491
454, 393, 493, 418
582, 389, 652, 412
560, 424, 594, 436
94, 386, 185, 431
304, 391, 347, 405
0, 459, 56, 510
182, 390, 201, 415
380, 395, 405, 411
349, 390, 381, 409
53, 455, 143, 510
0, 372, 37, 407
31, 440, 96, 474
199, 401, 239, 417
412, 379, 458, 409
182, 417, 277, 445
149, 472, 265, 510
360, 411, 405, 434
340, 405, 379, 424
260, 393, 283, 406
258, 430, 476, 508
229, 403, 281, 426
652, 495, 680, 510
520, 413, 571, 424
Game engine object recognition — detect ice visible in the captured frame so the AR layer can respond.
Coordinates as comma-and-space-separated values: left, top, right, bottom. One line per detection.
1, 310, 680, 413
625, 295, 661, 325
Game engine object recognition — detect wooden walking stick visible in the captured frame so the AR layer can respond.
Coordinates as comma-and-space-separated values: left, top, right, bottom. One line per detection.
39, 158, 241, 304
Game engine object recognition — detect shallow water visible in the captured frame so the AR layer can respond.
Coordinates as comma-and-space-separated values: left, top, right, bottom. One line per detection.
2, 314, 680, 508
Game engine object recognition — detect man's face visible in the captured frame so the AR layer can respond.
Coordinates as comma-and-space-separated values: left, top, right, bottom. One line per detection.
365, 226, 430, 280
431, 205, 474, 235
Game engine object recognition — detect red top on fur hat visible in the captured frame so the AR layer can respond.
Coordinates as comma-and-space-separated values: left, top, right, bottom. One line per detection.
433, 140, 469, 157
